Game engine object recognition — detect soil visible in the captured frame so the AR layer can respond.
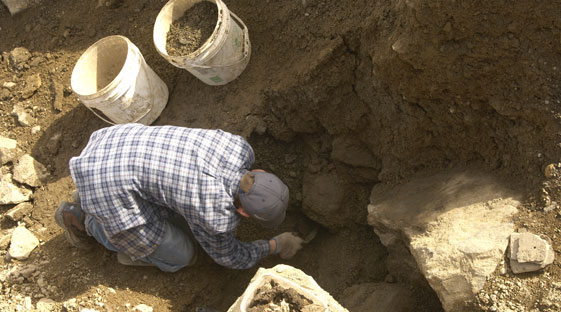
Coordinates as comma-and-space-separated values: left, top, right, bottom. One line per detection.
0, 0, 560, 311
247, 280, 320, 312
166, 1, 217, 56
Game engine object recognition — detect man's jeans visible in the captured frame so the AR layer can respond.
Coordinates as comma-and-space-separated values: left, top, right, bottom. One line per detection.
85, 214, 196, 272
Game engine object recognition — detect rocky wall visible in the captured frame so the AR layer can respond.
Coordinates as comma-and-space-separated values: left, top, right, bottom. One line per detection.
261, 0, 561, 221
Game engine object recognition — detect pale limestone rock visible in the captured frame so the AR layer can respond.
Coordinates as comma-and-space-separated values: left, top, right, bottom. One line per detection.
2, 81, 16, 89
340, 283, 416, 312
1, 0, 34, 15
13, 154, 48, 187
227, 264, 347, 312
368, 170, 520, 312
0, 136, 17, 164
11, 104, 33, 127
132, 304, 153, 312
5, 202, 33, 221
36, 298, 56, 312
0, 180, 32, 205
509, 232, 554, 274
8, 226, 39, 260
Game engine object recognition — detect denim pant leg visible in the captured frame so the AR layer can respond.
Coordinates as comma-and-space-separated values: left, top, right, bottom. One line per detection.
85, 214, 196, 272
85, 215, 120, 252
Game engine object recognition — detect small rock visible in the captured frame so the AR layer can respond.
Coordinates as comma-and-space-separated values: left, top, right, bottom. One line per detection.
2, 81, 16, 89
13, 154, 48, 187
5, 202, 33, 221
36, 298, 56, 312
133, 304, 153, 312
0, 230, 14, 250
8, 225, 39, 260
0, 180, 32, 205
9, 47, 31, 70
443, 21, 452, 33
509, 232, 555, 273
544, 164, 557, 179
0, 135, 17, 164
0, 88, 11, 100
11, 104, 33, 127
17, 264, 37, 278
29, 56, 45, 67
63, 299, 77, 311
24, 296, 33, 310
51, 80, 64, 111
21, 74, 42, 99
2, 0, 34, 15
31, 125, 41, 134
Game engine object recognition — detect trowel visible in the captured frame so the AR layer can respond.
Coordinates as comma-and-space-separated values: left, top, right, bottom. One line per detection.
295, 217, 319, 244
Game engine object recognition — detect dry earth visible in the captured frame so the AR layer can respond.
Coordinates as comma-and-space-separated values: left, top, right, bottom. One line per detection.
0, 0, 560, 311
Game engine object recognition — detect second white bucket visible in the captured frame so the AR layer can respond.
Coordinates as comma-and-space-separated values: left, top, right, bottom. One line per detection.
153, 0, 251, 86
71, 35, 169, 125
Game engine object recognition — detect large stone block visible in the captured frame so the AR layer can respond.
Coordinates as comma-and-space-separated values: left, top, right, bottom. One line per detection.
340, 283, 416, 312
368, 170, 519, 311
302, 171, 352, 229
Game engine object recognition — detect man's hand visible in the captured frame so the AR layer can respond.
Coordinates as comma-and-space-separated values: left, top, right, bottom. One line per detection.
272, 232, 304, 259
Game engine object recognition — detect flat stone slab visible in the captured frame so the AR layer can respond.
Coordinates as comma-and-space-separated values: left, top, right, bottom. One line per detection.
509, 232, 554, 274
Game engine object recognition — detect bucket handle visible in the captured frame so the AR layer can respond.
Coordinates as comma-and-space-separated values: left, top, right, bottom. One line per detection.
187, 12, 250, 69
85, 103, 153, 125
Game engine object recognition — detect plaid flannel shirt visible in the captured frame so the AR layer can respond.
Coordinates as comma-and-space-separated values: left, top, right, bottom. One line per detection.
69, 124, 270, 269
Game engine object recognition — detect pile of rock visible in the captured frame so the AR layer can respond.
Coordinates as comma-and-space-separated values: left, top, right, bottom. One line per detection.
1, 135, 48, 260
1, 46, 70, 135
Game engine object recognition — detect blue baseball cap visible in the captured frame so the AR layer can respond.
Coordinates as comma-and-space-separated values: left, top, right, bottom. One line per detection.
239, 171, 289, 228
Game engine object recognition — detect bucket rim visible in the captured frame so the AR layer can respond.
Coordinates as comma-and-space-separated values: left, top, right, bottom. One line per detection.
71, 35, 142, 101
153, 0, 230, 64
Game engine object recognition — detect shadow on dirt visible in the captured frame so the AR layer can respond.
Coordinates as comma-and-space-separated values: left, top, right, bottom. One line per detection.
36, 220, 389, 311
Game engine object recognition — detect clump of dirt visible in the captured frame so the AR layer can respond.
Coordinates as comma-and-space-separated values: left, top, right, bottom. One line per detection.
166, 1, 217, 56
247, 280, 323, 312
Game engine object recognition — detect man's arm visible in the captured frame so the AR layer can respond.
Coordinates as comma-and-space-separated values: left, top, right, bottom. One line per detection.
194, 228, 271, 269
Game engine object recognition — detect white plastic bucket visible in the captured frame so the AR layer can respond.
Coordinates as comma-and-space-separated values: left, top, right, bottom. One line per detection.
71, 35, 169, 125
153, 0, 251, 85
239, 273, 328, 312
